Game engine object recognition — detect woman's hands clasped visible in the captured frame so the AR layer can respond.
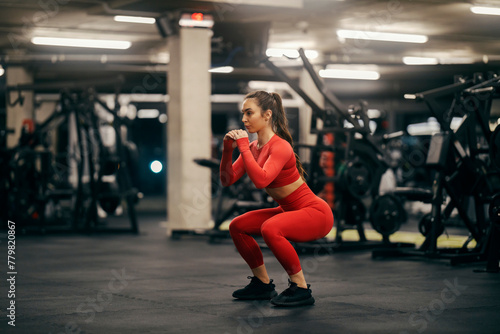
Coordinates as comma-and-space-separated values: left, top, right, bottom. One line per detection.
224, 129, 248, 149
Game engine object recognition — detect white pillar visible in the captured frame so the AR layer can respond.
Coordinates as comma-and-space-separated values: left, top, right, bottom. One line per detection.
167, 27, 212, 233
6, 67, 33, 148
298, 68, 324, 163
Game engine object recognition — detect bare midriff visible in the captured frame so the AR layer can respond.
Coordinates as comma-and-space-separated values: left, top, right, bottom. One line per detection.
265, 176, 304, 200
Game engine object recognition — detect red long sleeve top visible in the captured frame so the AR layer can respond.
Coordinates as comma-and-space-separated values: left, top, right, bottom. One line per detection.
219, 134, 300, 189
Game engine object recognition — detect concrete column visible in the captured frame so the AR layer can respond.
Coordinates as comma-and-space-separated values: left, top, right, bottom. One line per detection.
167, 27, 212, 233
298, 68, 324, 163
6, 67, 33, 148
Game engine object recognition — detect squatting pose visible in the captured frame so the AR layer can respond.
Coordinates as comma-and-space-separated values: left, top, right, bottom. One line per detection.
220, 91, 334, 306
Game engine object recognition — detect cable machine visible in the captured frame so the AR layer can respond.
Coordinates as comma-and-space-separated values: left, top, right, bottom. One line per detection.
1, 77, 140, 234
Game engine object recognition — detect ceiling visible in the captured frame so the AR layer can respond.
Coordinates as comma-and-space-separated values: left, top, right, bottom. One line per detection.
1, 0, 500, 100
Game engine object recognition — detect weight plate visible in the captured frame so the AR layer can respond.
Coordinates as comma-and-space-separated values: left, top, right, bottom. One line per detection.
418, 213, 445, 237
343, 159, 373, 198
369, 194, 405, 237
98, 181, 121, 214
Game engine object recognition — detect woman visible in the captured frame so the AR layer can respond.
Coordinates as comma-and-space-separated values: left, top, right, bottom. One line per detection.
220, 91, 334, 307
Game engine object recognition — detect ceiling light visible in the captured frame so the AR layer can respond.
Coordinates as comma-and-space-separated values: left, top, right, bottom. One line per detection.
404, 94, 417, 100
403, 56, 438, 65
319, 68, 380, 80
32, 37, 131, 49
248, 80, 291, 90
266, 48, 319, 59
337, 29, 428, 43
138, 109, 160, 119
470, 6, 500, 15
209, 66, 234, 73
114, 15, 156, 24
438, 57, 476, 64
0, 65, 4, 77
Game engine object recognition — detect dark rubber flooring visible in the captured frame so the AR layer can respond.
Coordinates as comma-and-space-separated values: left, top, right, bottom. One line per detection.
1, 202, 499, 334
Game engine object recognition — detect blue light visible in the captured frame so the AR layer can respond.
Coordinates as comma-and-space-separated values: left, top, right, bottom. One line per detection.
150, 160, 163, 173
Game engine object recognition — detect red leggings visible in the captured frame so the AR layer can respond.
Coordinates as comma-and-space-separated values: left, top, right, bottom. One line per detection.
229, 183, 334, 275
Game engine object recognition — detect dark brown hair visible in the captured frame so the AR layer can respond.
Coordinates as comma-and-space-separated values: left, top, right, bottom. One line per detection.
244, 90, 306, 180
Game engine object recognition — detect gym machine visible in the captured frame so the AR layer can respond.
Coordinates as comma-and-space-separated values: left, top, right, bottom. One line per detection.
373, 73, 500, 269
171, 152, 276, 241
263, 49, 413, 253
2, 78, 140, 234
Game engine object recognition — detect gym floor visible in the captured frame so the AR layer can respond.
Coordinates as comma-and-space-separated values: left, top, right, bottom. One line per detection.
1, 199, 499, 334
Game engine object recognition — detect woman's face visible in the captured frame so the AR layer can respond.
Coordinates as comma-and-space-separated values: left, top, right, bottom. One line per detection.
241, 98, 271, 133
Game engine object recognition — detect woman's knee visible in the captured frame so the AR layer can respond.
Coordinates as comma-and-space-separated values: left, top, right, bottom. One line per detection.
260, 221, 281, 240
228, 217, 242, 235
229, 215, 252, 235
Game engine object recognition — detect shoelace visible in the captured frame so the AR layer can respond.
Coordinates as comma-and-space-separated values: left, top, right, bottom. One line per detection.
245, 276, 257, 287
245, 276, 267, 288
281, 281, 299, 296
246, 276, 273, 285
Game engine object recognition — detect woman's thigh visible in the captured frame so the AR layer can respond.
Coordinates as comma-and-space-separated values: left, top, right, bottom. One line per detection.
261, 205, 333, 242
229, 206, 284, 236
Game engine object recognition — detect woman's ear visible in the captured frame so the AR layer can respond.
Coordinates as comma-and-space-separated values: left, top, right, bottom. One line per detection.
265, 109, 273, 120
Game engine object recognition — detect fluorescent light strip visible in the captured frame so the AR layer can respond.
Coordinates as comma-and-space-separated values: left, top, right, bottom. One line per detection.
319, 69, 380, 80
403, 56, 475, 65
32, 37, 131, 49
266, 48, 319, 59
248, 80, 291, 90
209, 66, 234, 73
0, 65, 4, 77
114, 15, 156, 24
404, 94, 417, 100
337, 29, 428, 43
470, 6, 500, 15
403, 56, 438, 65
138, 109, 160, 119
439, 57, 475, 64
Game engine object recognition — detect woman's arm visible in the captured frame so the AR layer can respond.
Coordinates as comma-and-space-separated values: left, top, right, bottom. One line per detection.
236, 137, 291, 189
219, 138, 246, 187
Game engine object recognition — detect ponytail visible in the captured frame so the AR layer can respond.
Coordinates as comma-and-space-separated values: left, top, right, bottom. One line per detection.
245, 91, 307, 181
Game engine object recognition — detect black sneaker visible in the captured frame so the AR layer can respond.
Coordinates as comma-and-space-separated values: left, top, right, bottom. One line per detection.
232, 276, 278, 300
271, 280, 315, 306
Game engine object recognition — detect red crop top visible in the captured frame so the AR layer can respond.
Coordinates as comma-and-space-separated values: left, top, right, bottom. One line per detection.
220, 134, 301, 189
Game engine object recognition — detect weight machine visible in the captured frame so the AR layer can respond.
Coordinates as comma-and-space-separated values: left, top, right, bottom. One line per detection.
171, 153, 276, 241
2, 78, 140, 234
373, 73, 500, 269
263, 49, 413, 253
